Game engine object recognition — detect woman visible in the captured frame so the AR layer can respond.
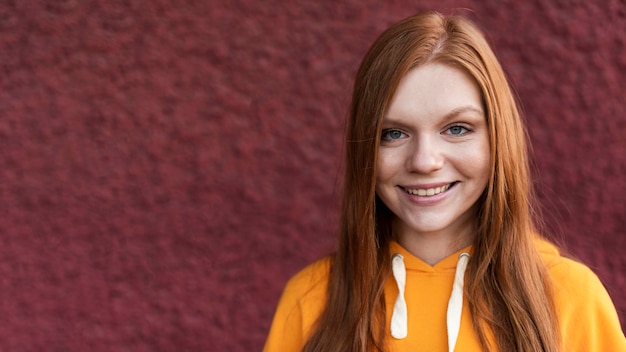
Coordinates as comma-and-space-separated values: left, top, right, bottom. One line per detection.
264, 11, 625, 351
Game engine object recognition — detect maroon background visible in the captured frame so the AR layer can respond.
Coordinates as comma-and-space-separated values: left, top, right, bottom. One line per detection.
0, 0, 623, 350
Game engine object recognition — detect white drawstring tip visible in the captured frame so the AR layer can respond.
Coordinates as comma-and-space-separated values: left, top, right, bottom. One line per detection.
390, 254, 408, 339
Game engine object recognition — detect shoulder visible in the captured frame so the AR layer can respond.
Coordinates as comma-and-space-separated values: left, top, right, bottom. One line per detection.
281, 256, 332, 304
536, 239, 599, 287
273, 256, 332, 324
535, 239, 611, 299
536, 239, 626, 350
263, 257, 331, 352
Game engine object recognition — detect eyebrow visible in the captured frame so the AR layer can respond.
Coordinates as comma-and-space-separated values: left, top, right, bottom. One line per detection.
383, 105, 485, 126
442, 106, 485, 122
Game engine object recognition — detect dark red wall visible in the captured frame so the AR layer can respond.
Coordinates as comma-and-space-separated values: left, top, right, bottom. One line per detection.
0, 1, 623, 350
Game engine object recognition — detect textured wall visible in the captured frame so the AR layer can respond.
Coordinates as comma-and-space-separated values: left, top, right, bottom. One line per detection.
0, 0, 623, 350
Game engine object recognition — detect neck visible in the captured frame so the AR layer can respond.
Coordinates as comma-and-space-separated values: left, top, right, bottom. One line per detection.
395, 219, 475, 266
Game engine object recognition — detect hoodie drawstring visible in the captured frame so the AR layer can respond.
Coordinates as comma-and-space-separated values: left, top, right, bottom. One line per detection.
390, 252, 470, 352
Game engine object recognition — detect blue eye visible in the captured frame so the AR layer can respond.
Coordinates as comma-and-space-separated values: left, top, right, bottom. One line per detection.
381, 129, 406, 141
446, 125, 469, 135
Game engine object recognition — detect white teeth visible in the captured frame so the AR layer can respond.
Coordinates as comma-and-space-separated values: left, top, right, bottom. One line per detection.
405, 183, 452, 197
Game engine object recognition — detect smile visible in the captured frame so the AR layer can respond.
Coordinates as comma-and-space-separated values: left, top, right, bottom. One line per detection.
402, 183, 455, 197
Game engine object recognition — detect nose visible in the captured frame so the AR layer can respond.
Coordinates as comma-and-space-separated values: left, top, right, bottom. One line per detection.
406, 135, 444, 173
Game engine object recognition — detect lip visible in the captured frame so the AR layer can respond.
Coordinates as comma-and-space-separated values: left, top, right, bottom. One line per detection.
399, 181, 458, 205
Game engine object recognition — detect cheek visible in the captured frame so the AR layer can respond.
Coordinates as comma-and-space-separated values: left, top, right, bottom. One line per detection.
467, 139, 491, 184
376, 150, 401, 183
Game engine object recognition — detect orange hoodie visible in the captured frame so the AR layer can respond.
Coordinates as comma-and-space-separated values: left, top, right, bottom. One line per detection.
264, 240, 625, 351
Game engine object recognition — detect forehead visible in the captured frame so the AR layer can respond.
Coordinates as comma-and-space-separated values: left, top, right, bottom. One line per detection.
386, 63, 483, 121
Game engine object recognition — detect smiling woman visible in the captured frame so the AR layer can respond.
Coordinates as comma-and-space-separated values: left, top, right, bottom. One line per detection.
264, 11, 626, 352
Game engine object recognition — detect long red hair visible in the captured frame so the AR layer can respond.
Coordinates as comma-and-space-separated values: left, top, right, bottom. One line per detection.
303, 11, 559, 352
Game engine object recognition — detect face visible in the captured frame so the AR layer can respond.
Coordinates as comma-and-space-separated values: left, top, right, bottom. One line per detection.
375, 63, 490, 243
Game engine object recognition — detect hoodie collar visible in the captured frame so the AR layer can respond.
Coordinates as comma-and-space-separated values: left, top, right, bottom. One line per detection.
389, 240, 473, 273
